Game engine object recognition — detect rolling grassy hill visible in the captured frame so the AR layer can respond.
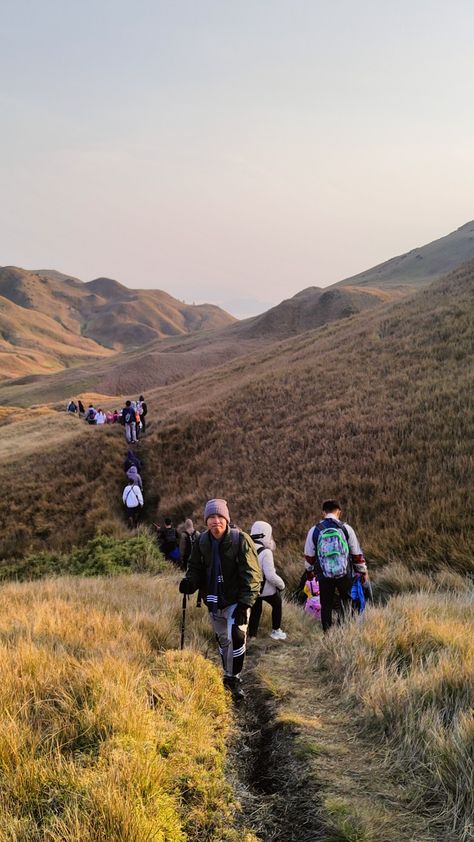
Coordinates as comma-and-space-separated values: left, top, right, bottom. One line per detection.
0, 258, 472, 575
0, 266, 235, 381
336, 218, 474, 289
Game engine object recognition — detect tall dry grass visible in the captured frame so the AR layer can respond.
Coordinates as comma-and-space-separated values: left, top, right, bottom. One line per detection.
316, 590, 474, 841
0, 574, 258, 842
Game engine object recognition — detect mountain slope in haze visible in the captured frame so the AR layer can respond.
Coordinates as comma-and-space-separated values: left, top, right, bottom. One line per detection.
336, 219, 474, 290
237, 283, 405, 339
0, 266, 235, 365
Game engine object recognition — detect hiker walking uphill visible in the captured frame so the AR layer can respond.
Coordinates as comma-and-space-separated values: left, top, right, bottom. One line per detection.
179, 498, 262, 700
122, 479, 143, 528
157, 519, 180, 563
304, 500, 368, 633
179, 519, 200, 570
248, 520, 287, 641
122, 400, 137, 444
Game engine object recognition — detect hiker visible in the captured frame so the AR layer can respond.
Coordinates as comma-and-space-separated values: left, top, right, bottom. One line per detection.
85, 405, 97, 424
124, 449, 141, 473
137, 395, 148, 433
179, 519, 200, 570
248, 520, 287, 641
157, 518, 180, 562
179, 498, 262, 699
304, 500, 368, 633
66, 399, 77, 413
95, 408, 106, 424
77, 399, 85, 417
105, 409, 115, 423
122, 479, 143, 528
121, 400, 137, 443
126, 464, 143, 489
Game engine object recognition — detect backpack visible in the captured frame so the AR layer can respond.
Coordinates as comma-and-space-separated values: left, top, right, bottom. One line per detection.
183, 530, 199, 564
313, 519, 350, 578
123, 407, 134, 424
303, 578, 321, 619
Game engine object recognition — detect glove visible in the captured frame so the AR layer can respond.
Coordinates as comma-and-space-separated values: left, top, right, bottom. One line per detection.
232, 603, 249, 626
179, 578, 194, 594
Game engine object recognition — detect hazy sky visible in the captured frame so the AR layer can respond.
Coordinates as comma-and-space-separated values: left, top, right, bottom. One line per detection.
1, 1, 473, 317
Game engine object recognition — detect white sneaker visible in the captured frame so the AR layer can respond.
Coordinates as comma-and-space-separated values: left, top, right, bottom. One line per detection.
270, 628, 287, 640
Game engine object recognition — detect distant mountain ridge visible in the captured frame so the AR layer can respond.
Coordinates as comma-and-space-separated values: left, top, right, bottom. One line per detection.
337, 220, 474, 290
0, 266, 235, 379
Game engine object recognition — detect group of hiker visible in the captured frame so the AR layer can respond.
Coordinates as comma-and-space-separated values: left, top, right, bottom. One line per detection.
178, 497, 369, 700
66, 396, 148, 441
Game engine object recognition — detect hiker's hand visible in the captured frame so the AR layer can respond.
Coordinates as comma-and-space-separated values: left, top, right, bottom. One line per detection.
360, 572, 368, 585
233, 604, 249, 626
179, 578, 194, 594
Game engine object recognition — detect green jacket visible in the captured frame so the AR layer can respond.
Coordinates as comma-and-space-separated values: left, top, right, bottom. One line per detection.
186, 527, 262, 609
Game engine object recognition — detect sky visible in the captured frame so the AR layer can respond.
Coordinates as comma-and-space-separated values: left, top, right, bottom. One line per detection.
1, 1, 473, 317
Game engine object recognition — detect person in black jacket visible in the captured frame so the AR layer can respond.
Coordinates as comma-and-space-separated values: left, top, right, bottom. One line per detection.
158, 518, 180, 562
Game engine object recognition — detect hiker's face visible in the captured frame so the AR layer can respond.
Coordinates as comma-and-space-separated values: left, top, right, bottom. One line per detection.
207, 515, 227, 539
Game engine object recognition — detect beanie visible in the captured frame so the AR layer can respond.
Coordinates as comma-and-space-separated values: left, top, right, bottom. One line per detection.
204, 498, 230, 523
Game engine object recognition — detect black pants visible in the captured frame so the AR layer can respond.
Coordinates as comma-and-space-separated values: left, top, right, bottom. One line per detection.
318, 576, 352, 632
248, 592, 282, 637
125, 506, 141, 528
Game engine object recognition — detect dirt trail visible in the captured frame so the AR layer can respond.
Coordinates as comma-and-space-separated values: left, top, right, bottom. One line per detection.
231, 635, 436, 842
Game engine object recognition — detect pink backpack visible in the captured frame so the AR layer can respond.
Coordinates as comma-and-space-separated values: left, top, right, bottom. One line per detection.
304, 578, 321, 619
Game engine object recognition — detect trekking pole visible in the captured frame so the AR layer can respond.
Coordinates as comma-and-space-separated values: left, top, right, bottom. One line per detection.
366, 579, 375, 604
180, 593, 187, 650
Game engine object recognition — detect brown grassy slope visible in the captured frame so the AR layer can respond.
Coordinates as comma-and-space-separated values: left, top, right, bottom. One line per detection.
0, 266, 235, 354
336, 218, 474, 289
237, 283, 406, 339
143, 259, 474, 571
0, 294, 113, 379
0, 261, 472, 569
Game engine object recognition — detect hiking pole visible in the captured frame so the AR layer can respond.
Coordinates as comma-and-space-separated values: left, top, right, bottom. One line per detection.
180, 593, 187, 650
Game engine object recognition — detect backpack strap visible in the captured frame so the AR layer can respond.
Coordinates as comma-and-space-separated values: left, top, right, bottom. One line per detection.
256, 544, 266, 594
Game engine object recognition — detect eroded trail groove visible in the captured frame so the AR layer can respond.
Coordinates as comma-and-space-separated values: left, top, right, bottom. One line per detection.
230, 633, 437, 842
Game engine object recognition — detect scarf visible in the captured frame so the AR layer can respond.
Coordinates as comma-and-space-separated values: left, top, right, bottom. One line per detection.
206, 534, 225, 615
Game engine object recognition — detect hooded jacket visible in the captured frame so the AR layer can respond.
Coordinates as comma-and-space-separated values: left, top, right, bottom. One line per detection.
250, 521, 285, 597
185, 526, 262, 609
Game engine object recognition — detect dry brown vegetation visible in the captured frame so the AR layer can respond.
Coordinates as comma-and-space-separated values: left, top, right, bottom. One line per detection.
0, 261, 472, 578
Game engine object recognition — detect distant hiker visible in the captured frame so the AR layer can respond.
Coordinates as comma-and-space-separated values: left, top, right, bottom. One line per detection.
179, 498, 262, 700
66, 399, 77, 414
122, 480, 143, 528
126, 464, 143, 489
113, 409, 120, 423
304, 500, 368, 633
179, 519, 200, 570
123, 449, 141, 473
137, 395, 148, 433
157, 518, 180, 562
77, 399, 85, 417
248, 521, 287, 641
85, 405, 97, 424
122, 400, 137, 443
95, 408, 106, 424
105, 410, 115, 423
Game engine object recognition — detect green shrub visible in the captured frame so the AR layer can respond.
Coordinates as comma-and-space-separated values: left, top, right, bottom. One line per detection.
0, 529, 165, 581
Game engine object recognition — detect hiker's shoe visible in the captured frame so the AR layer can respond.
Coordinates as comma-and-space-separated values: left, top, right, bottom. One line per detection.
223, 675, 246, 701
270, 628, 287, 640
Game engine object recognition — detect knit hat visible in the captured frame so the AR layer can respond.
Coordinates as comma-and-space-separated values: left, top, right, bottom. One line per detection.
204, 498, 230, 523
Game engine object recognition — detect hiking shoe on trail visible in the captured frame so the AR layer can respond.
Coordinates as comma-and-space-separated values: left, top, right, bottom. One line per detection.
270, 629, 287, 640
223, 675, 246, 701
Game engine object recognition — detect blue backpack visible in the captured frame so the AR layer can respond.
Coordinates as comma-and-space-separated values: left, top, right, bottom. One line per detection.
312, 518, 351, 578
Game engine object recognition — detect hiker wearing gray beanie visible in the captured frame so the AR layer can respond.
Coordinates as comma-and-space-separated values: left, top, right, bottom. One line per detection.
203, 498, 230, 523
179, 498, 262, 701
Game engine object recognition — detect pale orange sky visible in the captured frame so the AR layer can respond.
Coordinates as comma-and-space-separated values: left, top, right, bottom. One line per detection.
1, 1, 473, 316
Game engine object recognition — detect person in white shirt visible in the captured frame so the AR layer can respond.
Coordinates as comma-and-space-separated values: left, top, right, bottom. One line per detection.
248, 520, 287, 641
122, 482, 144, 528
303, 499, 368, 632
95, 409, 106, 424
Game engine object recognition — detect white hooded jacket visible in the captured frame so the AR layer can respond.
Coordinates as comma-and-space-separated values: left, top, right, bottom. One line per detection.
250, 521, 285, 598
